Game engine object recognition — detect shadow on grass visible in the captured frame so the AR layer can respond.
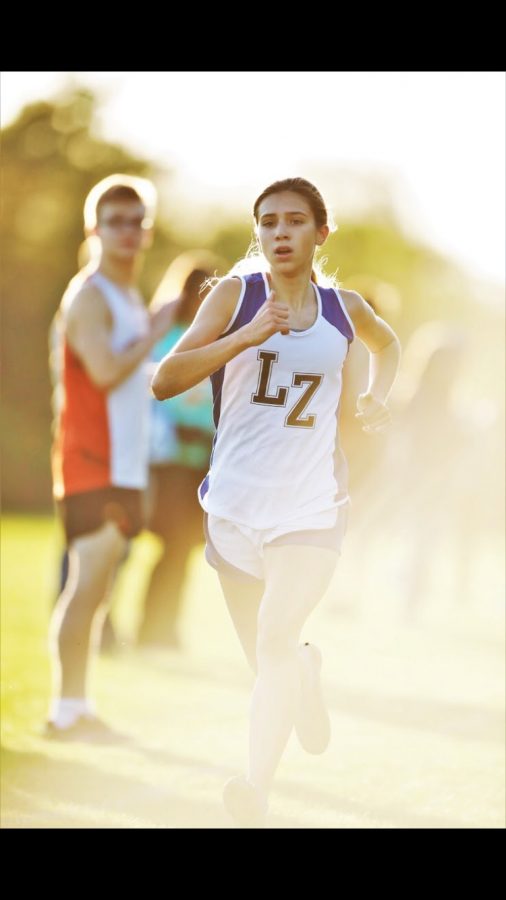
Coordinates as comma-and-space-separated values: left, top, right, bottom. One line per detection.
1, 745, 227, 829
274, 776, 461, 829
324, 683, 504, 745
129, 648, 504, 745
0, 744, 304, 829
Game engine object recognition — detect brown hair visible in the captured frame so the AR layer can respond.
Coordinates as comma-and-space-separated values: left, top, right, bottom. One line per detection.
253, 177, 328, 229
83, 174, 157, 231
150, 249, 227, 321
95, 185, 144, 221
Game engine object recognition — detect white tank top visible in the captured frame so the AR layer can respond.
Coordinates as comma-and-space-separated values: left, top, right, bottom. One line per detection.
90, 271, 150, 489
199, 272, 354, 529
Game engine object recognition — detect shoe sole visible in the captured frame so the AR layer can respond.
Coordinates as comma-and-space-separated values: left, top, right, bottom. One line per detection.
223, 777, 266, 828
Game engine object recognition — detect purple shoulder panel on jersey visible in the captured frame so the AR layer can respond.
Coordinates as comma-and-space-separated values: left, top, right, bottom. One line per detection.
222, 273, 266, 336
199, 471, 210, 502
319, 286, 354, 342
209, 274, 266, 431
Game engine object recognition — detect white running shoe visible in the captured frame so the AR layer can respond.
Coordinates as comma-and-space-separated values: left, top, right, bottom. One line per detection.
223, 776, 267, 828
294, 643, 331, 755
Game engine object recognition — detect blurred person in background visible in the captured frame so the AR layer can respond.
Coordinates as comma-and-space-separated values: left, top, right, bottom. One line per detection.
137, 250, 225, 649
327, 277, 403, 615
152, 177, 401, 827
377, 321, 494, 619
46, 174, 173, 739
339, 275, 402, 495
49, 258, 124, 654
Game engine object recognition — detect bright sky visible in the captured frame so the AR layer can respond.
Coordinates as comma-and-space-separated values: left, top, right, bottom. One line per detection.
1, 71, 505, 286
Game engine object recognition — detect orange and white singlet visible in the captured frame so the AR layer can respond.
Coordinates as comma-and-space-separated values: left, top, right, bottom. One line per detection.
52, 271, 150, 498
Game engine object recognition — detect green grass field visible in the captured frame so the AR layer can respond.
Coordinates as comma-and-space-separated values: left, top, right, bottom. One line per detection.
1, 514, 504, 828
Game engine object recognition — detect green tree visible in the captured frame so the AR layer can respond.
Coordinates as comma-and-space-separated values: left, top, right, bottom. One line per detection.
1, 90, 176, 510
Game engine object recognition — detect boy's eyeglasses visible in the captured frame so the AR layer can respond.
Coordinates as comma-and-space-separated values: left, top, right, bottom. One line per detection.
99, 216, 152, 231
